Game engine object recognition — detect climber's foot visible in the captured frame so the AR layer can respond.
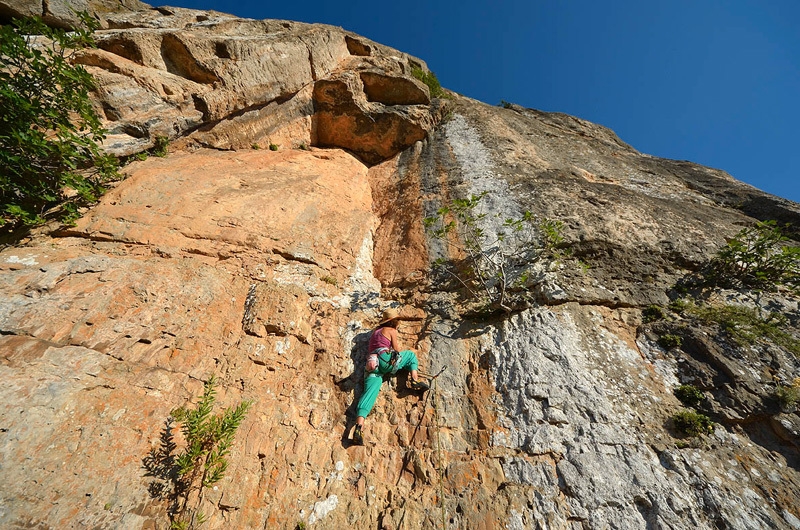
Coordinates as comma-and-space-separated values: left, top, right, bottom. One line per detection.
409, 379, 430, 392
352, 425, 364, 446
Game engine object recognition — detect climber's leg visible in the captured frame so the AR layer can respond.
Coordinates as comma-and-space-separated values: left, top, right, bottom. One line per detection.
356, 373, 385, 419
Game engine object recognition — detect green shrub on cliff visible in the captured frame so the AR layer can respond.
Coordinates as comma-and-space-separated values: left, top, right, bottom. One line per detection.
0, 14, 119, 227
689, 303, 800, 356
674, 384, 704, 408
424, 192, 567, 313
775, 378, 800, 412
144, 375, 251, 529
658, 334, 682, 349
672, 410, 714, 437
411, 66, 447, 98
699, 221, 799, 292
642, 305, 666, 323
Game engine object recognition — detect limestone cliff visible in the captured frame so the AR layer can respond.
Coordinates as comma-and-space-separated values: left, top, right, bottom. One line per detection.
1, 6, 799, 530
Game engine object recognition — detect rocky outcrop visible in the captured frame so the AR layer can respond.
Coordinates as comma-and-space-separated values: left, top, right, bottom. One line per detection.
62, 6, 442, 165
0, 0, 149, 28
1, 6, 799, 530
314, 67, 438, 165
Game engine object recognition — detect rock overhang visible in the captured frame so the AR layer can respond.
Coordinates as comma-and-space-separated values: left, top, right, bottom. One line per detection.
69, 6, 445, 165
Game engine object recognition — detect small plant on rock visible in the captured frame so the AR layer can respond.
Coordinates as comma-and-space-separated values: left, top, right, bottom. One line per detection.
642, 305, 665, 323
775, 378, 800, 413
668, 298, 690, 315
674, 384, 704, 409
153, 135, 169, 157
411, 66, 447, 98
658, 334, 682, 350
690, 304, 800, 356
144, 375, 251, 530
424, 192, 567, 313
672, 410, 714, 437
269, 143, 279, 151
698, 220, 799, 292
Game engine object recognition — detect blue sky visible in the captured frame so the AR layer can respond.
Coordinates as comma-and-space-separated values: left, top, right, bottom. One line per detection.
170, 0, 799, 203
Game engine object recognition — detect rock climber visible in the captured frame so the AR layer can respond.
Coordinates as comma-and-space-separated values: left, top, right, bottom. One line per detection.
352, 308, 429, 445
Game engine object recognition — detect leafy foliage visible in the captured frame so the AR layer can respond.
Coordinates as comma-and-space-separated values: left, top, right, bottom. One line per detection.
698, 221, 799, 292
672, 410, 714, 437
0, 14, 119, 226
172, 375, 252, 490
658, 334, 682, 349
668, 298, 690, 315
144, 375, 251, 529
688, 303, 800, 356
775, 378, 800, 411
152, 135, 169, 157
664, 297, 800, 356
674, 384, 704, 409
424, 192, 567, 312
410, 66, 447, 98
642, 305, 665, 323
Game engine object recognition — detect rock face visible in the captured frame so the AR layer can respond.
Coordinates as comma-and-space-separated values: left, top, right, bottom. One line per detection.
64, 5, 442, 165
0, 0, 149, 28
1, 6, 799, 530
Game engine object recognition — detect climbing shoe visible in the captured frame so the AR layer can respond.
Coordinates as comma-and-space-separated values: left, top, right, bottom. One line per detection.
352, 425, 364, 446
409, 379, 430, 392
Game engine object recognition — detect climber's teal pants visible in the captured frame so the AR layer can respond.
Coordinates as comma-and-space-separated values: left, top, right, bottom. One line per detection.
356, 350, 419, 418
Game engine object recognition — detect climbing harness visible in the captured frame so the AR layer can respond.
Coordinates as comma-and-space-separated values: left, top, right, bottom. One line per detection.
367, 347, 402, 374
389, 349, 401, 373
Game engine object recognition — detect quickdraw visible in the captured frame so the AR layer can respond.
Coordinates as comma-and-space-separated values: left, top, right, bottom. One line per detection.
417, 366, 447, 380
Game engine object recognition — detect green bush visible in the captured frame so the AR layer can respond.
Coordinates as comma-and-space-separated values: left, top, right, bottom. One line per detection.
672, 410, 714, 437
689, 304, 800, 356
642, 305, 665, 323
674, 384, 704, 408
411, 66, 446, 99
0, 14, 119, 226
668, 299, 689, 315
701, 221, 799, 292
775, 378, 800, 411
153, 135, 169, 157
658, 334, 682, 349
144, 375, 252, 530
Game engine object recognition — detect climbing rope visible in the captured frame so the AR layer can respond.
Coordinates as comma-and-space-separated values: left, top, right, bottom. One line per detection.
431, 376, 446, 530
395, 367, 448, 528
